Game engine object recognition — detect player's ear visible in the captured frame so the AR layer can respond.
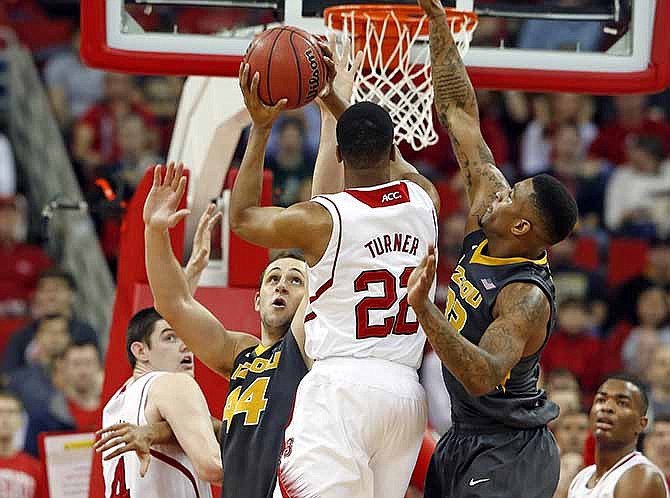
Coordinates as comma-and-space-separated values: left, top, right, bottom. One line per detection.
511, 218, 531, 237
335, 145, 342, 164
638, 416, 649, 435
253, 291, 261, 312
131, 341, 148, 363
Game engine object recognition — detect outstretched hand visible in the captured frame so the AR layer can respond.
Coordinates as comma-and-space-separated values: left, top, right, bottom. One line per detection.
95, 423, 152, 477
407, 245, 437, 313
143, 162, 191, 232
185, 203, 223, 294
239, 63, 287, 129
320, 34, 364, 103
417, 0, 445, 18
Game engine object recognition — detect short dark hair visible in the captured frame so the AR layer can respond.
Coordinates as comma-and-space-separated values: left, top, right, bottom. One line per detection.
602, 373, 649, 415
633, 134, 666, 162
63, 338, 101, 363
336, 102, 394, 166
126, 308, 163, 369
258, 249, 306, 288
38, 267, 77, 291
0, 389, 22, 408
531, 174, 578, 245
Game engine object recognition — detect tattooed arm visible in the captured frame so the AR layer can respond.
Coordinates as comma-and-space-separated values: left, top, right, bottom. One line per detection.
419, 0, 510, 233
407, 247, 549, 396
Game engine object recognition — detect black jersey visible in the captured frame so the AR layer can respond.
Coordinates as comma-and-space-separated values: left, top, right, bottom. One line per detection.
220, 330, 307, 498
442, 230, 559, 429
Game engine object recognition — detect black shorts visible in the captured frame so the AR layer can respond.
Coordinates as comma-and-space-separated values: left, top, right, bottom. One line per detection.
424, 423, 560, 498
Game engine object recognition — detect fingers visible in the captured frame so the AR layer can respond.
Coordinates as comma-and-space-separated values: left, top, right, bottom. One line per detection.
167, 208, 191, 228
164, 161, 176, 187
208, 211, 223, 230
273, 98, 288, 112
96, 423, 131, 437
250, 71, 260, 101
153, 164, 162, 187
140, 455, 151, 478
327, 33, 338, 62
171, 162, 184, 190
352, 50, 364, 74
103, 445, 137, 462
174, 175, 188, 205
96, 436, 129, 455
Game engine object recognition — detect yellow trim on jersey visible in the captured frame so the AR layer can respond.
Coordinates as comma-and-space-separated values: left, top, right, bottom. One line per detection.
470, 239, 548, 267
254, 343, 270, 356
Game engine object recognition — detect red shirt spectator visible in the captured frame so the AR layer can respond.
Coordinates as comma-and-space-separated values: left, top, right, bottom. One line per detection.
0, 452, 47, 498
0, 391, 46, 498
0, 196, 52, 316
541, 298, 603, 403
588, 95, 670, 165
66, 399, 101, 432
77, 101, 156, 168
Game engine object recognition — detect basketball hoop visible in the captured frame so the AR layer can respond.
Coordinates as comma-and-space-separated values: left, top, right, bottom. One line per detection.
325, 4, 478, 151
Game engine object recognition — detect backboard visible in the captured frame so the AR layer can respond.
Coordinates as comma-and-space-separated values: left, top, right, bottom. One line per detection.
80, 0, 670, 94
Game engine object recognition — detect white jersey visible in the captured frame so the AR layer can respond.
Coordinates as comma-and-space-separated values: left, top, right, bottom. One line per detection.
568, 451, 669, 498
305, 180, 438, 370
102, 372, 212, 498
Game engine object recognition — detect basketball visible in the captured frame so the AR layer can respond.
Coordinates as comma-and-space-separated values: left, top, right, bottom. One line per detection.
243, 26, 327, 110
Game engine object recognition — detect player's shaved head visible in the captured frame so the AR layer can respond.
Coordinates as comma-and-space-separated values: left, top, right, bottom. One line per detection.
530, 174, 578, 245
336, 102, 394, 167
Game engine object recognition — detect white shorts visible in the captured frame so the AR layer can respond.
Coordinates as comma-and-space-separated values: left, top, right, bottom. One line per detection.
273, 357, 427, 498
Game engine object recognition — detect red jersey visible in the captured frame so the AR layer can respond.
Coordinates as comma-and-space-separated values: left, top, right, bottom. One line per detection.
0, 243, 52, 313
0, 451, 46, 498
66, 398, 101, 432
77, 102, 157, 165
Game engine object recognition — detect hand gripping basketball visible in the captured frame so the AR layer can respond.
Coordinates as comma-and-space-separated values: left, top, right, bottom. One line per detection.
239, 63, 287, 129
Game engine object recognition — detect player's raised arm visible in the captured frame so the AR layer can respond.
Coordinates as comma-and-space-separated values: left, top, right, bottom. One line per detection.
419, 0, 509, 230
144, 162, 259, 378
408, 247, 549, 396
146, 373, 223, 484
229, 63, 332, 266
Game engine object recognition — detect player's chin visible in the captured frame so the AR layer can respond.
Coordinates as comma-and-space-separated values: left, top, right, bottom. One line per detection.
179, 364, 196, 376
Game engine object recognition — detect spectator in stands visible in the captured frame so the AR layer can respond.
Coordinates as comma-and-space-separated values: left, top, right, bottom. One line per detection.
548, 387, 582, 416
2, 268, 97, 373
5, 314, 71, 404
141, 76, 183, 155
622, 286, 670, 380
553, 411, 589, 454
22, 340, 102, 456
0, 196, 52, 318
545, 368, 581, 395
589, 95, 670, 166
613, 239, 670, 325
0, 132, 16, 196
520, 93, 597, 176
265, 117, 315, 207
517, 0, 602, 52
266, 105, 321, 160
72, 73, 157, 184
550, 234, 608, 332
604, 134, 670, 238
542, 297, 602, 402
545, 123, 611, 229
0, 391, 46, 498
101, 114, 162, 196
644, 416, 670, 487
43, 29, 105, 132
553, 452, 583, 498
648, 345, 670, 419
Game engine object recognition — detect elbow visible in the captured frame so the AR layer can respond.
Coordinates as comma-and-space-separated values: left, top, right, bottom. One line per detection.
194, 455, 223, 483
228, 210, 245, 236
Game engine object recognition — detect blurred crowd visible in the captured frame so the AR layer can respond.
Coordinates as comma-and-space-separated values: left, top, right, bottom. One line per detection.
0, 1, 668, 497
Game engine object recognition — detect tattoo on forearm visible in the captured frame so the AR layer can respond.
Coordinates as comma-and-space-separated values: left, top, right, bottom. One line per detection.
415, 303, 509, 394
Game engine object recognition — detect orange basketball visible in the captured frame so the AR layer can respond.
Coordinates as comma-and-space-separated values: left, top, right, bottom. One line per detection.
243, 26, 327, 109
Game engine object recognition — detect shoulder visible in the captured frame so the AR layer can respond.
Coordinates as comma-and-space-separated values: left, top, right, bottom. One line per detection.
615, 463, 667, 498
401, 174, 440, 213
494, 281, 550, 323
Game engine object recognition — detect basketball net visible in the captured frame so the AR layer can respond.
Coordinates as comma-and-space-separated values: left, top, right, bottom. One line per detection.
326, 6, 478, 151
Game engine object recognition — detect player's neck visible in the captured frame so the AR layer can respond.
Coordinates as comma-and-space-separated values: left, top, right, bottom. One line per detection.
133, 363, 154, 379
594, 441, 637, 478
344, 166, 390, 189
0, 437, 16, 458
260, 325, 286, 348
485, 233, 545, 260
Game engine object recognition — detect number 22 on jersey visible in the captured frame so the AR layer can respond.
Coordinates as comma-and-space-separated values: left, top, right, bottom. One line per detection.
354, 266, 418, 339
